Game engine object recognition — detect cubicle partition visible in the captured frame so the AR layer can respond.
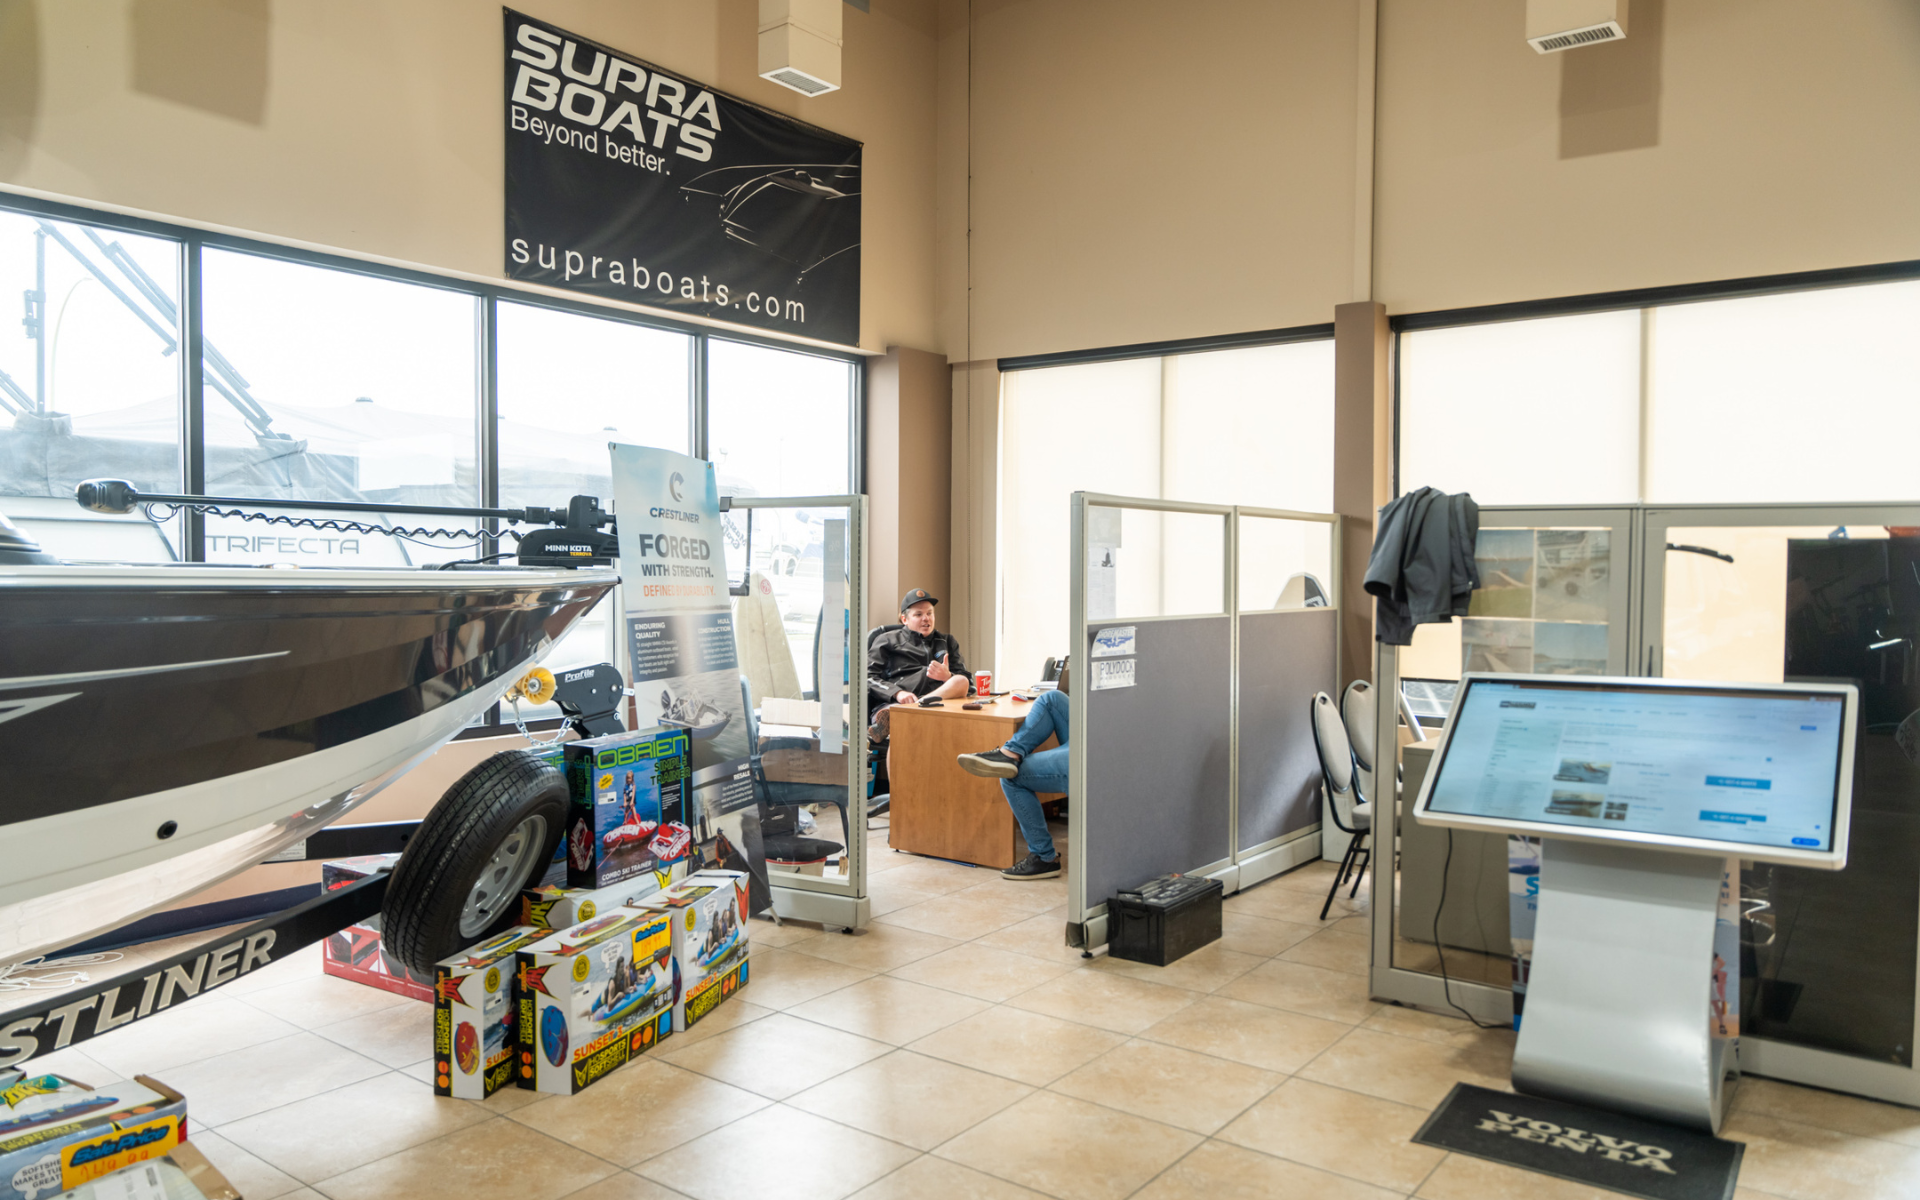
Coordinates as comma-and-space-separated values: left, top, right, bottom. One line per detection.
1065, 493, 1340, 950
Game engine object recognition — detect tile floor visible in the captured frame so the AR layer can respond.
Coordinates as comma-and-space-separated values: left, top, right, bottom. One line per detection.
11, 825, 1920, 1200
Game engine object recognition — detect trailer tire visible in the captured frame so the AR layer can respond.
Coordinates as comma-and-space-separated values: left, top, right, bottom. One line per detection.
382, 750, 569, 974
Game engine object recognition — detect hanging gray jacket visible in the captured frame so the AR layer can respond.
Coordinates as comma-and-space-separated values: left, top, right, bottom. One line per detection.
1363, 487, 1480, 645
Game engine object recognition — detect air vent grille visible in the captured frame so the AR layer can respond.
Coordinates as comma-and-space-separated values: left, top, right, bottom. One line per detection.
1529, 21, 1625, 53
765, 68, 835, 96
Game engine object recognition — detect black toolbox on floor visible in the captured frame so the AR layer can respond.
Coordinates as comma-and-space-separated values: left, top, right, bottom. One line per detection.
1108, 873, 1223, 966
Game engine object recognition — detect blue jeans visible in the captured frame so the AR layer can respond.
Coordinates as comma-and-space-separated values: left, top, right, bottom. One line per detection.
1001, 690, 1068, 861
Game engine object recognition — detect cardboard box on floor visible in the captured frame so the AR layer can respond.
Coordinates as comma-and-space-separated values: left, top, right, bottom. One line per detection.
514, 907, 674, 1095
0, 1073, 187, 1200
432, 925, 547, 1100
60, 1141, 240, 1200
642, 870, 750, 1031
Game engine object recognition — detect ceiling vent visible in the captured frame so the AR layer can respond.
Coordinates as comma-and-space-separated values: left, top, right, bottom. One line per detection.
1526, 0, 1627, 54
760, 0, 842, 96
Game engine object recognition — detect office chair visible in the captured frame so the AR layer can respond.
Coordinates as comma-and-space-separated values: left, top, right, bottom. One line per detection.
1277, 572, 1330, 609
742, 677, 848, 867
1310, 691, 1370, 921
861, 622, 908, 814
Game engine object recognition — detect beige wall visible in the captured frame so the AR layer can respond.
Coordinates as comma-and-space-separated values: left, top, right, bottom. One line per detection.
864, 345, 952, 627
938, 0, 1369, 364
0, 0, 938, 354
1374, 0, 1920, 314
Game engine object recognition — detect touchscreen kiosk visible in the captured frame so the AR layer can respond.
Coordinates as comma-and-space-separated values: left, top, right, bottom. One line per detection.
1412, 675, 1857, 869
1409, 673, 1857, 1131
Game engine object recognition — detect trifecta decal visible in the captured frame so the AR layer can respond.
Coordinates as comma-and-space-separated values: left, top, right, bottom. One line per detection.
503, 8, 863, 346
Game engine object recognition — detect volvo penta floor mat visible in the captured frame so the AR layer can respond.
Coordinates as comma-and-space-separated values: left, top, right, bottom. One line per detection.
1413, 1084, 1743, 1200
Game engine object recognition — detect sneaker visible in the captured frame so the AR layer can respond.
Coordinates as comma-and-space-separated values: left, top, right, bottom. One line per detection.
957, 747, 1022, 778
1002, 852, 1061, 880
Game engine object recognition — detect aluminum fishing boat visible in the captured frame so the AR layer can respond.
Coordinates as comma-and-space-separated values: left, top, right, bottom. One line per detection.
0, 510, 615, 964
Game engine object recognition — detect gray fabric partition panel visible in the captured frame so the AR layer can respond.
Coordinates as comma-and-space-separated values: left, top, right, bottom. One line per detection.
1083, 616, 1233, 914
1236, 608, 1338, 852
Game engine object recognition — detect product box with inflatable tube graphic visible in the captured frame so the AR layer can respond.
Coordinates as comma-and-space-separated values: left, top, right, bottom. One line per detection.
433, 925, 546, 1100
62, 1142, 240, 1200
0, 1073, 186, 1200
643, 870, 750, 1031
563, 730, 692, 890
513, 908, 674, 1095
321, 855, 434, 1003
520, 875, 673, 933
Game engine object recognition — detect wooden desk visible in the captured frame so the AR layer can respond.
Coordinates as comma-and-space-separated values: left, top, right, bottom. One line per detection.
889, 696, 1062, 869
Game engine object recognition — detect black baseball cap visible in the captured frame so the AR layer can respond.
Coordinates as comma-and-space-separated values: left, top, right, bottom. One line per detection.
900, 588, 939, 612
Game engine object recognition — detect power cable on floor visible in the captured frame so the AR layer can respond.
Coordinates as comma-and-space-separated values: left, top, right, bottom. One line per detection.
1432, 827, 1508, 1030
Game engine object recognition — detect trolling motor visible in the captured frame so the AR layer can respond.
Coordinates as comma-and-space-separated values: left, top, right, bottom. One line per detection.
75, 479, 619, 568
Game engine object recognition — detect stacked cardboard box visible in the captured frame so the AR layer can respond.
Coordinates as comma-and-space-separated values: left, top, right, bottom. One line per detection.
643, 870, 750, 1031
513, 907, 675, 1095
432, 925, 547, 1100
563, 730, 692, 891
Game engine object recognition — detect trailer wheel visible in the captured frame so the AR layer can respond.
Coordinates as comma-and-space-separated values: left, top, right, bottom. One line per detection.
382, 750, 568, 974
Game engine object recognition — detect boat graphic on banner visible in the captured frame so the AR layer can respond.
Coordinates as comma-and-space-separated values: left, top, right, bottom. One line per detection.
609, 444, 771, 913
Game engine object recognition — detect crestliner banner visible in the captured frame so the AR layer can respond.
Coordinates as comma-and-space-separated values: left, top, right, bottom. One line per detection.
503, 9, 863, 347
609, 444, 771, 913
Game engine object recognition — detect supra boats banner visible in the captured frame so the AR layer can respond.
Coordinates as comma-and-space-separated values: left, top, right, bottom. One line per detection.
609, 444, 771, 913
503, 9, 862, 346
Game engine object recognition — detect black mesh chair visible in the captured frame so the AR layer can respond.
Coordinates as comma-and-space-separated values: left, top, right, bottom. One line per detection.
1310, 691, 1371, 921
742, 677, 847, 868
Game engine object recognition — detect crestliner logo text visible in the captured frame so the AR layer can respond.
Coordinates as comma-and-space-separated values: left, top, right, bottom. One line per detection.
510, 21, 720, 163
1477, 1109, 1678, 1175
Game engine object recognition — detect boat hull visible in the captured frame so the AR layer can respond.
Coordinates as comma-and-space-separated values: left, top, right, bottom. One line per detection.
0, 564, 616, 961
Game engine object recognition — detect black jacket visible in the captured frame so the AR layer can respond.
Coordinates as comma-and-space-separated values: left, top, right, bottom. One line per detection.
1363, 487, 1480, 646
867, 626, 970, 709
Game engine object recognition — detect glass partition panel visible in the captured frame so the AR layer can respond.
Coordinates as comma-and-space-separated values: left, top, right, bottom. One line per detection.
1652, 515, 1920, 1067
731, 501, 859, 894
199, 249, 478, 567
1236, 513, 1335, 613
729, 504, 846, 702
0, 213, 184, 560
1389, 513, 1632, 1000
1086, 505, 1225, 622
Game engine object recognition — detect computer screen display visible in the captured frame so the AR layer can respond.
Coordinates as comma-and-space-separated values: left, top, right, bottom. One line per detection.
1414, 675, 1855, 865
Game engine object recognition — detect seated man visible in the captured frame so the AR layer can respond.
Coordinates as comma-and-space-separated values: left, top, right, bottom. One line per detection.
868, 589, 970, 736
956, 684, 1067, 880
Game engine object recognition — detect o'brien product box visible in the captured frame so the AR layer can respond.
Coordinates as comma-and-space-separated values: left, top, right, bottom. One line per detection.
520, 876, 669, 933
321, 854, 434, 1003
0, 1074, 186, 1200
433, 926, 546, 1100
644, 870, 750, 1031
514, 908, 674, 1095
563, 729, 692, 891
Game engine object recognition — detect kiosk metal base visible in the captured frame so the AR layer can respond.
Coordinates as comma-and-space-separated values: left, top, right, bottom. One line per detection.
1513, 839, 1735, 1132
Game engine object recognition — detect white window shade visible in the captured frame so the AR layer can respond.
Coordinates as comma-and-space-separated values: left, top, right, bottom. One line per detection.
999, 358, 1161, 685
1162, 340, 1334, 513
1399, 310, 1640, 506
1646, 280, 1920, 504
